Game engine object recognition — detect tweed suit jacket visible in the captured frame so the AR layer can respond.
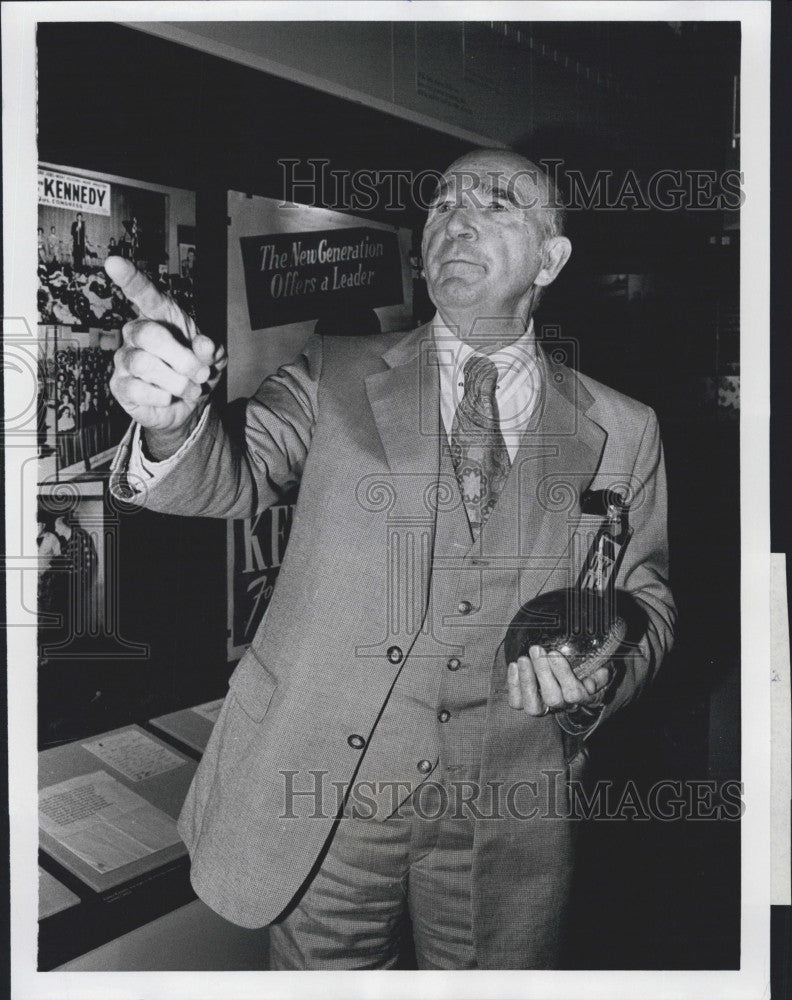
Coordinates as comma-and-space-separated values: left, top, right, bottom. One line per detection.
111, 321, 675, 967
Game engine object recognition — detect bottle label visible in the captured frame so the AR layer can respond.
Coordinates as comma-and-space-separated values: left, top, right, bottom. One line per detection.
576, 520, 633, 594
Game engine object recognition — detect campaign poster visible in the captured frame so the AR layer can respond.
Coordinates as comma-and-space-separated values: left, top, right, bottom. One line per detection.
37, 164, 197, 481
226, 191, 413, 661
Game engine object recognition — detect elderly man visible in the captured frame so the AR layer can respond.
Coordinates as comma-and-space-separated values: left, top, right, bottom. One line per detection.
107, 149, 674, 969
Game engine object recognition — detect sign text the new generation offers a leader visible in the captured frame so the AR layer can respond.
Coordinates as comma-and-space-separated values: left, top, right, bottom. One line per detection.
239, 226, 403, 329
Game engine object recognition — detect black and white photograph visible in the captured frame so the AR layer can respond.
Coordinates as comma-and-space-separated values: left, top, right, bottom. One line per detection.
36, 165, 198, 480
37, 325, 126, 481
35, 478, 153, 757
36, 483, 103, 645
2, 3, 783, 999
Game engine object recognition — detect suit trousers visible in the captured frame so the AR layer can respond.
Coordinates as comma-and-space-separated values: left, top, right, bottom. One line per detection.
268, 774, 479, 969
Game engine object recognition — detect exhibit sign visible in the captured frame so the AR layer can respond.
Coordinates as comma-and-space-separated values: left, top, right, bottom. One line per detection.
239, 226, 404, 329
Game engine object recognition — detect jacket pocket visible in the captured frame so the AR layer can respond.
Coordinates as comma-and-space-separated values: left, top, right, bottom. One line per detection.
227, 647, 277, 722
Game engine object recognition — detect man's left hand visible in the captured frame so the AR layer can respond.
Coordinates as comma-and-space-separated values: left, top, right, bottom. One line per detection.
507, 646, 612, 715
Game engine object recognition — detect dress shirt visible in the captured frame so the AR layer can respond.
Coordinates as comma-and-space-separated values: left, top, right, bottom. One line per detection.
432, 315, 541, 460
126, 402, 211, 484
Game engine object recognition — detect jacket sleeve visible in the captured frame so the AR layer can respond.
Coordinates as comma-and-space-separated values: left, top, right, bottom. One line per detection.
109, 335, 323, 520
558, 407, 676, 738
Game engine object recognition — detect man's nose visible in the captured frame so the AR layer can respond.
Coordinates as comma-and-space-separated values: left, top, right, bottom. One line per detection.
444, 206, 477, 239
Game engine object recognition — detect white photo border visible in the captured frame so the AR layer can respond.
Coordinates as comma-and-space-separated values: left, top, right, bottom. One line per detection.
4, 2, 770, 998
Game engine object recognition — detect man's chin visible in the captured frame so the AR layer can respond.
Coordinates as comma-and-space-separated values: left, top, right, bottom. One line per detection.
429, 279, 485, 309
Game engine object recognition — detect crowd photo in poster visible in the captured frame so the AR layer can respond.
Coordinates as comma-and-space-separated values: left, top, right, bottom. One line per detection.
37, 165, 197, 482
37, 326, 129, 481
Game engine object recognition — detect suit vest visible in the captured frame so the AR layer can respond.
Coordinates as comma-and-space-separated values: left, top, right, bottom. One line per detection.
352, 413, 534, 820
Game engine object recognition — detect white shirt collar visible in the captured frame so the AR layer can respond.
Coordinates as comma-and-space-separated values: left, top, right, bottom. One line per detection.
430, 313, 542, 456
430, 313, 539, 389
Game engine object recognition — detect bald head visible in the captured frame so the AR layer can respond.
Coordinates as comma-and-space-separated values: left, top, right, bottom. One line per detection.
436, 149, 565, 240
421, 147, 572, 343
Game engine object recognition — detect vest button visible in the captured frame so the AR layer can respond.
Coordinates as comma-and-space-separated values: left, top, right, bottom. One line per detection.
417, 760, 433, 774
347, 734, 366, 750
446, 657, 461, 671
457, 600, 473, 615
438, 710, 451, 723
386, 645, 403, 664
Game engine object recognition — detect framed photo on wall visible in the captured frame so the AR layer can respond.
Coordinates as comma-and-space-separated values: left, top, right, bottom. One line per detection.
37, 164, 197, 482
179, 242, 196, 279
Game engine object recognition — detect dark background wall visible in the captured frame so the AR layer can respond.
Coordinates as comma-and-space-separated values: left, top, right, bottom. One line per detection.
36, 21, 741, 969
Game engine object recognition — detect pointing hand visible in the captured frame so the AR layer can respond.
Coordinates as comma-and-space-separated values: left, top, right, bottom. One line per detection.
105, 257, 227, 443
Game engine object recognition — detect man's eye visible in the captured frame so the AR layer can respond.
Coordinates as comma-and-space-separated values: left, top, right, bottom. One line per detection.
432, 201, 452, 214
488, 200, 508, 211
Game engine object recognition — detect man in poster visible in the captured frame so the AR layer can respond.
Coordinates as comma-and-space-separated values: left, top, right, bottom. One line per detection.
53, 508, 98, 635
106, 150, 674, 969
47, 224, 60, 263
71, 211, 86, 270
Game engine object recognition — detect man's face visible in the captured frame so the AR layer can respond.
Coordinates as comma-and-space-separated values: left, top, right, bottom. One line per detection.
421, 153, 551, 322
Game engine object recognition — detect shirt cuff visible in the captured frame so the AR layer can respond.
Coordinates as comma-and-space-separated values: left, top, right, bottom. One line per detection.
129, 405, 211, 483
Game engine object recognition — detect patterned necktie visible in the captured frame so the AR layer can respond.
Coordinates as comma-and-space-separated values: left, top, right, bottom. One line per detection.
449, 354, 512, 539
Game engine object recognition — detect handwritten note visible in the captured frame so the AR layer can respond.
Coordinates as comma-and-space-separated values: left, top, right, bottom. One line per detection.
82, 729, 185, 782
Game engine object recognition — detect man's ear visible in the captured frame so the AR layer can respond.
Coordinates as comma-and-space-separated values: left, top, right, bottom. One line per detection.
535, 236, 572, 287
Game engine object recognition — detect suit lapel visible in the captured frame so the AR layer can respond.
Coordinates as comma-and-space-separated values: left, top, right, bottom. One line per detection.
364, 323, 462, 637
365, 323, 469, 551
364, 324, 439, 488
364, 323, 471, 540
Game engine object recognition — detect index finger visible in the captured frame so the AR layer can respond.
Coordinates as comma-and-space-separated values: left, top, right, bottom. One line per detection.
105, 256, 187, 329
125, 321, 211, 383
